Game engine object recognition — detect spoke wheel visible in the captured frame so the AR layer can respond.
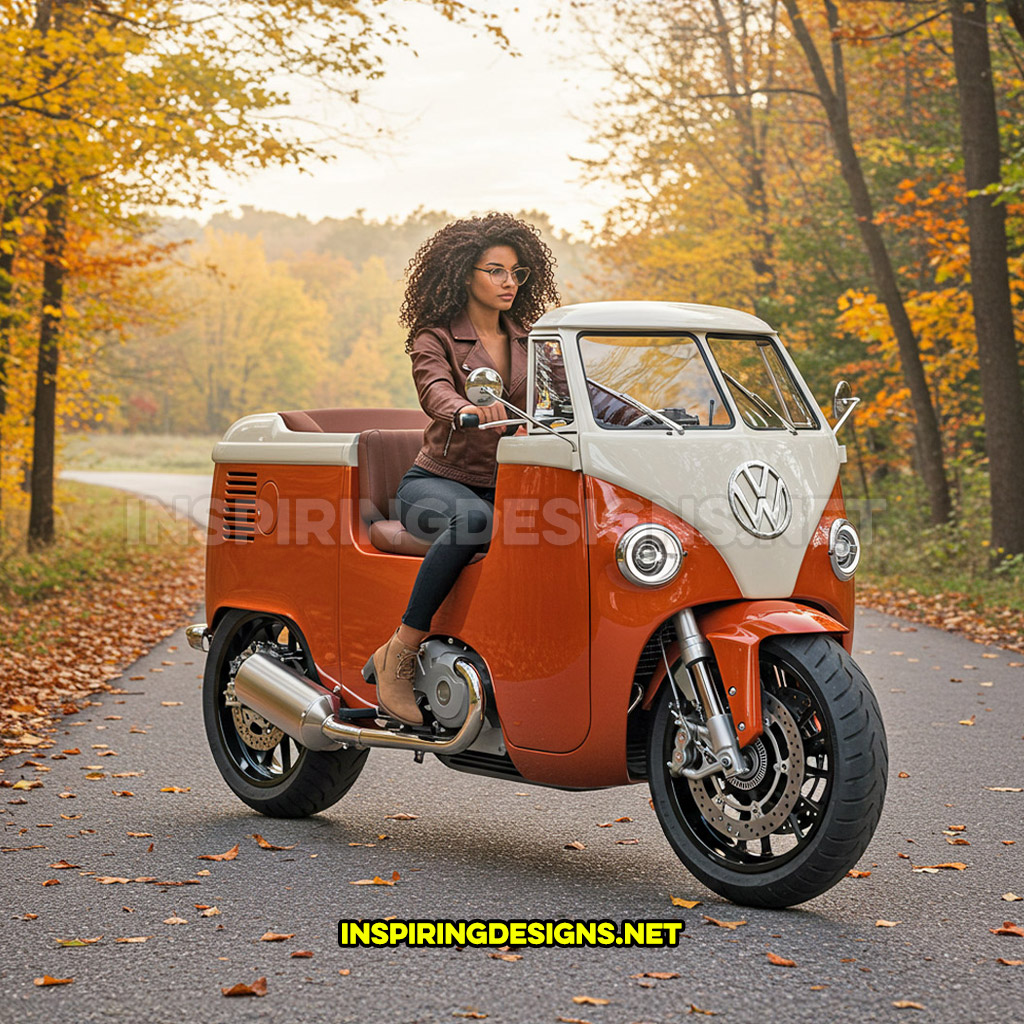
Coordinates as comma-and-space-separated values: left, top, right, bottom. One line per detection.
648, 633, 887, 907
203, 609, 368, 818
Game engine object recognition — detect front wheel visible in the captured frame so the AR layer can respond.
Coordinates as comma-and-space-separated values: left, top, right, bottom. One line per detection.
203, 609, 368, 818
648, 633, 887, 907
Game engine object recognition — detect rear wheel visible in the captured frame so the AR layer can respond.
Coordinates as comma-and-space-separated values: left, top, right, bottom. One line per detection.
648, 634, 887, 907
203, 609, 368, 818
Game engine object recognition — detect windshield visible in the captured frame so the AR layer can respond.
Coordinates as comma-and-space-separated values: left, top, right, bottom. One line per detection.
705, 334, 819, 430
577, 334, 732, 429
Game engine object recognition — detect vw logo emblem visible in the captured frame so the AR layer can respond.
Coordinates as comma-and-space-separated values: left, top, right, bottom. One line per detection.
728, 461, 791, 539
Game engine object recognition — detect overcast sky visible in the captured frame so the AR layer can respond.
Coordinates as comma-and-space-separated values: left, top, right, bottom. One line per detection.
172, 2, 619, 239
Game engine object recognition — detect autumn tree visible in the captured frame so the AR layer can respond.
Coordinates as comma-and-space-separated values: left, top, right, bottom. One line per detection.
949, 0, 1024, 557
0, 0, 506, 549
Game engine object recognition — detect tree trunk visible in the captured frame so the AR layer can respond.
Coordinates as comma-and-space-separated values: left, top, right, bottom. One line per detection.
781, 0, 952, 525
951, 0, 1024, 558
0, 230, 14, 528
27, 183, 68, 552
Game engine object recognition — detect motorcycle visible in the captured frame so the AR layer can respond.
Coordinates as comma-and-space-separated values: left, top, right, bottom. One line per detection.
188, 300, 887, 908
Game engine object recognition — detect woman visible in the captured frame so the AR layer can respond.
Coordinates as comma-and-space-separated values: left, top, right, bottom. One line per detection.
372, 213, 559, 725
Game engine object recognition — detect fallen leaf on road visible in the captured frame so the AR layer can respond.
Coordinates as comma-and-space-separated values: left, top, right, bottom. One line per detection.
946, 838, 971, 846
985, 787, 1023, 792
572, 996, 610, 1006
163, 916, 187, 925
160, 786, 190, 793
127, 832, 153, 838
876, 920, 900, 927
1002, 894, 1022, 902
200, 907, 221, 917
564, 841, 586, 851
290, 950, 313, 958
847, 870, 871, 878
260, 932, 295, 942
489, 953, 523, 962
892, 1001, 925, 1010
116, 937, 150, 943
55, 937, 102, 946
58, 792, 75, 799
96, 877, 131, 885
688, 1007, 717, 1016
198, 844, 239, 862
48, 860, 78, 870
42, 879, 60, 886
12, 780, 43, 790
898, 772, 910, 779
221, 977, 267, 997
702, 916, 747, 930
111, 791, 134, 798
349, 872, 399, 886
252, 834, 296, 851
338, 969, 350, 976
384, 813, 419, 820
631, 971, 680, 979
912, 862, 967, 872
947, 825, 966, 832
33, 976, 73, 986
597, 822, 614, 828
161, 702, 183, 707
959, 716, 976, 726
453, 1013, 488, 1020
990, 922, 1024, 937
615, 838, 640, 845
671, 896, 701, 909
614, 816, 632, 823
996, 958, 1023, 965
767, 952, 796, 967
555, 1018, 590, 1024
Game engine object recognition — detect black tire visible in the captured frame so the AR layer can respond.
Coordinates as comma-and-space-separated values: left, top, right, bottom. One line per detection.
203, 609, 368, 818
648, 633, 887, 908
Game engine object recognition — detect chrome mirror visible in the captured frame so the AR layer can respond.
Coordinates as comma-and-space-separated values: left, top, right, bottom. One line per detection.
465, 367, 503, 406
831, 380, 860, 435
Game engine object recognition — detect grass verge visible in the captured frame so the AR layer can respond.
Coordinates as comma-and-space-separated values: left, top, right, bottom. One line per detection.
63, 431, 220, 473
854, 467, 1024, 651
0, 481, 204, 762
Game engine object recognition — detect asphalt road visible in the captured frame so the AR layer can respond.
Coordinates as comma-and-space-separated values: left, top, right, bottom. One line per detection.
2, 474, 1021, 1023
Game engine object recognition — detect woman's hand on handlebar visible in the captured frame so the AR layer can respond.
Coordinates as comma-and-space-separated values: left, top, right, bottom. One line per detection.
457, 404, 507, 430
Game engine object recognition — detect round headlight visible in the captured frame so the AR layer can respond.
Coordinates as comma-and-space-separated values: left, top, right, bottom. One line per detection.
616, 524, 684, 587
829, 519, 860, 581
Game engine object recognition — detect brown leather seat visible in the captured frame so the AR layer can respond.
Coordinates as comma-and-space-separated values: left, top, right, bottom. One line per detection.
357, 429, 433, 557
280, 408, 429, 433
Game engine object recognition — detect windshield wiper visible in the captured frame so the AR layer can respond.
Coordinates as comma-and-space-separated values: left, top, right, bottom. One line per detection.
595, 382, 686, 435
722, 372, 797, 435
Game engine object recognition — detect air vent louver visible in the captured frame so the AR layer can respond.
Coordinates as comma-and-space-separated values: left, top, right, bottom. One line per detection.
222, 470, 258, 541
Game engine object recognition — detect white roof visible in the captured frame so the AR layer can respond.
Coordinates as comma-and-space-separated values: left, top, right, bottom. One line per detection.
533, 300, 774, 334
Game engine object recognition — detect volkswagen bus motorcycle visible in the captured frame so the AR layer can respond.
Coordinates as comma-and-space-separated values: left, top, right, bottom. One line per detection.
188, 301, 886, 908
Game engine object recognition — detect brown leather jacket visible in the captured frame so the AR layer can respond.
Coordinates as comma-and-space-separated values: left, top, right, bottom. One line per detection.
409, 309, 529, 487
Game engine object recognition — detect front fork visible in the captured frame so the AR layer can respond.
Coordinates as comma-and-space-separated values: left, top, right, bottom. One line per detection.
667, 609, 748, 781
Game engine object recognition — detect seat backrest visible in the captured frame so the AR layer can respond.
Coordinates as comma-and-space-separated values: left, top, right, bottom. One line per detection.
357, 429, 425, 525
279, 408, 429, 433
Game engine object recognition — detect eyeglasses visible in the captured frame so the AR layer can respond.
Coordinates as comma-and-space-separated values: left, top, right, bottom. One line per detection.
473, 265, 531, 286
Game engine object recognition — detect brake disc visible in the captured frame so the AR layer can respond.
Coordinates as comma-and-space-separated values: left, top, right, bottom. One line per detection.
231, 704, 284, 751
688, 690, 805, 841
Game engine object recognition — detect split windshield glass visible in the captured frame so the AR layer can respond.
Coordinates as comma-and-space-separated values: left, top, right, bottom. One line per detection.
577, 333, 732, 429
704, 334, 819, 431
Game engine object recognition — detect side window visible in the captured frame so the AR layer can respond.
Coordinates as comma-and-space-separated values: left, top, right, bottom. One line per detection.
532, 338, 575, 427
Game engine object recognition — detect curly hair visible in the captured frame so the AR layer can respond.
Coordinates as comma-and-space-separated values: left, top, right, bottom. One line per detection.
400, 213, 559, 351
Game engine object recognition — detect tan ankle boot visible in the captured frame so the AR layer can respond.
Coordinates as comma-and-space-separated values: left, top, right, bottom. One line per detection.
372, 629, 423, 726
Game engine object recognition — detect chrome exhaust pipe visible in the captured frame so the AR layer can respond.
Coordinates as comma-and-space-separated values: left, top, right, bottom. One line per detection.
232, 652, 485, 755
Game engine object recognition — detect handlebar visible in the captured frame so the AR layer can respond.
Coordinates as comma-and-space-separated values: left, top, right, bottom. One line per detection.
458, 412, 480, 428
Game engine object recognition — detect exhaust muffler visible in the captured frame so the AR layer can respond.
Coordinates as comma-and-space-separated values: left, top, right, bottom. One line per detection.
232, 652, 485, 754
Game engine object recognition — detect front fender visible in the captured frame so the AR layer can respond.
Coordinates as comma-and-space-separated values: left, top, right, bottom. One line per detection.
698, 600, 848, 747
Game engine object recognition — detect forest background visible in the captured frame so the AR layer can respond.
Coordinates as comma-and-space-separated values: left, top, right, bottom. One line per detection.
2, 0, 1024, 641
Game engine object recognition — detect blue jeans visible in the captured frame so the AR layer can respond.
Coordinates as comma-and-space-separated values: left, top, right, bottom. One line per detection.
396, 466, 495, 631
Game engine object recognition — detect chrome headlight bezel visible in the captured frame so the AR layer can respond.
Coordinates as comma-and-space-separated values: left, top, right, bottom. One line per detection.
616, 523, 684, 588
828, 518, 861, 581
